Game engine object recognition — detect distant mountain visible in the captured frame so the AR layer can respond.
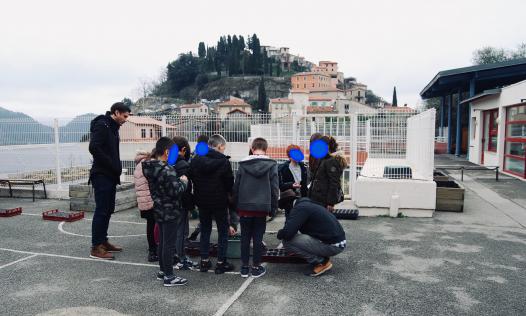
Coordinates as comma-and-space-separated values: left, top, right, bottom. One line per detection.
0, 107, 97, 145
59, 113, 97, 143
0, 107, 53, 145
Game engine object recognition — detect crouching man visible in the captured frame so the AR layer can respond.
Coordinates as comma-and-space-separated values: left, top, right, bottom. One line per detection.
277, 197, 346, 276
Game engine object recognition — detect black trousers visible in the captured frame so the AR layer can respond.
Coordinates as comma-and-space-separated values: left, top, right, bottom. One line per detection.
240, 216, 266, 266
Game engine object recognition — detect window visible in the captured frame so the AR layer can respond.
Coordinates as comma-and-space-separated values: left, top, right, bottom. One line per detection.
304, 84, 306, 88
141, 129, 146, 138
312, 83, 315, 87
192, 109, 195, 113
483, 109, 499, 152
150, 129, 153, 138
504, 104, 526, 178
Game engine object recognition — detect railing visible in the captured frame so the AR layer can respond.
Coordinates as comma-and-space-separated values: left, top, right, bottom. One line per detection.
0, 110, 435, 200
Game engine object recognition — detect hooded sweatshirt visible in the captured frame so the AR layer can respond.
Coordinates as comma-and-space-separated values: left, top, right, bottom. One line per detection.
232, 155, 279, 216
189, 148, 234, 210
133, 151, 153, 212
88, 112, 122, 184
308, 150, 348, 206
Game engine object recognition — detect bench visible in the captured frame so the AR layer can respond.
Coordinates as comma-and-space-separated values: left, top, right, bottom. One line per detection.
435, 165, 500, 182
0, 179, 47, 202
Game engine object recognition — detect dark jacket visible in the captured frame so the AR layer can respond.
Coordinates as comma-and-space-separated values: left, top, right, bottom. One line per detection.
142, 160, 187, 223
308, 152, 348, 206
89, 112, 122, 184
232, 156, 279, 214
278, 160, 308, 197
174, 156, 194, 211
189, 148, 234, 210
277, 198, 346, 244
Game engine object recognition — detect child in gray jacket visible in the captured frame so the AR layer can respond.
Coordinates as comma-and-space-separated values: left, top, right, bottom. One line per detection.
232, 138, 279, 278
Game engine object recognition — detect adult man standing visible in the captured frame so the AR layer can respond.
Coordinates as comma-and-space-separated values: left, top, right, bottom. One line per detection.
89, 102, 130, 260
277, 197, 347, 276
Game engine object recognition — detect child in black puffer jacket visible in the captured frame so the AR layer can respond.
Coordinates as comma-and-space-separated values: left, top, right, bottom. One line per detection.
142, 137, 188, 287
172, 136, 196, 270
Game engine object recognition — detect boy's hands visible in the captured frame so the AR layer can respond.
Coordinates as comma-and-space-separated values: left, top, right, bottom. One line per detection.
292, 183, 301, 188
228, 226, 237, 236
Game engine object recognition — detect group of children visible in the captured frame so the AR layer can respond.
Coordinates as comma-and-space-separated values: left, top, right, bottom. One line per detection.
134, 134, 278, 287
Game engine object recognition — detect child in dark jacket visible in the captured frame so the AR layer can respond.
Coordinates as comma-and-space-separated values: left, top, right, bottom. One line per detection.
172, 136, 196, 270
233, 137, 279, 278
142, 137, 189, 287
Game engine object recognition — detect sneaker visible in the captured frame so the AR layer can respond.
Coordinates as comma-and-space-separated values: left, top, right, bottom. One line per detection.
175, 258, 196, 270
89, 244, 115, 260
215, 261, 235, 274
156, 271, 165, 281
148, 250, 159, 262
310, 258, 333, 277
163, 275, 188, 287
199, 259, 212, 272
173, 255, 180, 264
251, 265, 266, 278
102, 241, 122, 253
240, 266, 250, 278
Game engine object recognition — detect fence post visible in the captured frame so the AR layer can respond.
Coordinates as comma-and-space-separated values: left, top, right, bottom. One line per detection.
292, 114, 298, 144
54, 118, 62, 190
162, 115, 167, 137
350, 114, 358, 199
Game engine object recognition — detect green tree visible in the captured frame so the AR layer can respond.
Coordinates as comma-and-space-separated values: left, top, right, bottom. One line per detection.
392, 86, 398, 107
166, 52, 199, 95
257, 77, 268, 112
198, 42, 206, 59
472, 43, 526, 65
365, 90, 382, 105
276, 62, 281, 77
121, 97, 133, 108
195, 73, 209, 89
248, 34, 262, 75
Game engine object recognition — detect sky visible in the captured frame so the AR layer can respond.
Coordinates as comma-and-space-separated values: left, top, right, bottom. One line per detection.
1, 0, 525, 124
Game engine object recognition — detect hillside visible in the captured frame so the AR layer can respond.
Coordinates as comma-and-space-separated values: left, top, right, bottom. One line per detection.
197, 76, 290, 101
0, 107, 53, 145
0, 107, 96, 145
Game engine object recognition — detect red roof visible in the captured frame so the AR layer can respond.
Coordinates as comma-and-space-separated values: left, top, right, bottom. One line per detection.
309, 97, 333, 102
218, 96, 251, 107
306, 106, 336, 113
127, 116, 175, 128
227, 109, 249, 115
382, 106, 416, 112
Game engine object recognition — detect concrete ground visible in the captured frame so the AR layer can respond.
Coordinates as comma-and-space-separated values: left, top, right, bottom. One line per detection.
1, 163, 526, 315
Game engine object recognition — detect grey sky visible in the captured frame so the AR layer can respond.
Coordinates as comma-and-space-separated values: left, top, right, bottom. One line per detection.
1, 0, 525, 123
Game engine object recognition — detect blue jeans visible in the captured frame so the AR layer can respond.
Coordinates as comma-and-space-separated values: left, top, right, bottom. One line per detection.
240, 216, 266, 266
199, 208, 228, 262
91, 175, 116, 247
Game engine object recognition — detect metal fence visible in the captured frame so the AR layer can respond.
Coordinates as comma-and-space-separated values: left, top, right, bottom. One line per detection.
0, 109, 434, 200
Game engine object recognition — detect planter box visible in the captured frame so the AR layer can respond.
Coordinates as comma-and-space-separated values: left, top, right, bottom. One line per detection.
435, 180, 464, 212
433, 171, 450, 182
69, 182, 137, 212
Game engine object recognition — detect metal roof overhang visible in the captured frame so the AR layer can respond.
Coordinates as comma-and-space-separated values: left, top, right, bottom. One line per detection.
420, 58, 526, 99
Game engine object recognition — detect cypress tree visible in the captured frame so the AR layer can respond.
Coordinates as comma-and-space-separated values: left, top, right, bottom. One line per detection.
257, 77, 267, 112
392, 86, 398, 107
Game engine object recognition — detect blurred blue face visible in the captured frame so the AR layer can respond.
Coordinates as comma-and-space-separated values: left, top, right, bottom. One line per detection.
310, 139, 328, 159
167, 144, 179, 165
195, 141, 209, 156
289, 148, 304, 162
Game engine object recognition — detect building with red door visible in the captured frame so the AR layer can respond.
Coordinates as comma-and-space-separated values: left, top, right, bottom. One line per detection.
466, 80, 526, 179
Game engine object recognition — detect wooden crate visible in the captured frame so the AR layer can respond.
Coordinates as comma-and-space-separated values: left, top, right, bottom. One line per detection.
433, 171, 450, 182
436, 180, 464, 212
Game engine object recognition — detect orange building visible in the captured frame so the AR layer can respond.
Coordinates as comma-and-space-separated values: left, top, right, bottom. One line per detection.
291, 72, 333, 91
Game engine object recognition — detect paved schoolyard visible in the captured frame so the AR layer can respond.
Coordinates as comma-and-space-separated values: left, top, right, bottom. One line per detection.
1, 175, 526, 316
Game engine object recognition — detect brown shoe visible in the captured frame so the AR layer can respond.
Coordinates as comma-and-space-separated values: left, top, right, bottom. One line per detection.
310, 259, 332, 277
102, 241, 123, 253
90, 244, 115, 260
